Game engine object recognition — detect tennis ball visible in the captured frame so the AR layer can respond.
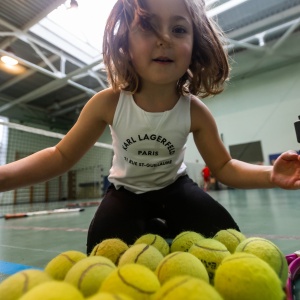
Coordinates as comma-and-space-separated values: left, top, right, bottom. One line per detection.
153, 275, 223, 300
90, 238, 129, 265
155, 251, 209, 285
214, 252, 285, 300
44, 250, 86, 280
0, 269, 52, 300
118, 243, 164, 271
86, 292, 133, 300
235, 237, 288, 287
134, 234, 170, 256
213, 229, 246, 253
19, 281, 85, 300
100, 263, 160, 300
64, 256, 116, 297
189, 238, 231, 283
170, 231, 205, 252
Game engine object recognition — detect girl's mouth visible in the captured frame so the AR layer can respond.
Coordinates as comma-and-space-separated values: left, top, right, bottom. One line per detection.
153, 57, 173, 63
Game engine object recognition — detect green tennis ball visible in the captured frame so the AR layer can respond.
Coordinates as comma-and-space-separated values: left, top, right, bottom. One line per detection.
44, 250, 87, 280
19, 281, 85, 300
100, 263, 160, 300
90, 238, 129, 265
0, 269, 52, 300
235, 237, 288, 287
155, 251, 209, 285
170, 231, 205, 252
153, 275, 223, 300
86, 292, 133, 300
64, 256, 116, 297
214, 252, 285, 300
189, 238, 231, 283
134, 234, 170, 256
118, 243, 164, 271
213, 229, 246, 253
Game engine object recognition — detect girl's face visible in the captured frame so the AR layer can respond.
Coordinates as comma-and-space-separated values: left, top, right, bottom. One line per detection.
128, 0, 193, 90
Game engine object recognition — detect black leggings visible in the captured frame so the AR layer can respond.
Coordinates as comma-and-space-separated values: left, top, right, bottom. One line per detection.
86, 175, 239, 254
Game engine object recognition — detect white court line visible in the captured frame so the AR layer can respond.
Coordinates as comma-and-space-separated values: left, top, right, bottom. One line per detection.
2, 225, 300, 240
0, 244, 61, 253
0, 225, 88, 232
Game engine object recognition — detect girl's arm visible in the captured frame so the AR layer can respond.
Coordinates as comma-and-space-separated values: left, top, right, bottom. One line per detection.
0, 88, 119, 192
190, 96, 300, 189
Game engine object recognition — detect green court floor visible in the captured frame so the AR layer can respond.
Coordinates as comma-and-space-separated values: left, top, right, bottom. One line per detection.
0, 188, 300, 296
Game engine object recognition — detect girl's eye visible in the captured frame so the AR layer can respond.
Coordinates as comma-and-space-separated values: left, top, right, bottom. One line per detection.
139, 18, 153, 31
173, 26, 187, 34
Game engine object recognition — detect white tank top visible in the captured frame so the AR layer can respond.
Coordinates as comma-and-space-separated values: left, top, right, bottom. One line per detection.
108, 91, 191, 193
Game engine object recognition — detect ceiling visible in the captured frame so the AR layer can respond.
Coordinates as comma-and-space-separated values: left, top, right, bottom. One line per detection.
0, 0, 300, 130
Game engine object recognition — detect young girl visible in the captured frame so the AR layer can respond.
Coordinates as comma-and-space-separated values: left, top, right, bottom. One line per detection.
0, 0, 299, 254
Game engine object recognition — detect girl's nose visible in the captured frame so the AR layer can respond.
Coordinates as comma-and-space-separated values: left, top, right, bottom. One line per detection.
157, 34, 171, 48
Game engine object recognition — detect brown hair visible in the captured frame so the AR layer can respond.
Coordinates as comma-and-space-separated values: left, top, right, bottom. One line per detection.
103, 0, 230, 98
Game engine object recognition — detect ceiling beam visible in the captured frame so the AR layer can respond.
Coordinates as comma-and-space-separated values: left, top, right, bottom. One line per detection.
0, 0, 66, 50
227, 6, 300, 39
0, 59, 101, 113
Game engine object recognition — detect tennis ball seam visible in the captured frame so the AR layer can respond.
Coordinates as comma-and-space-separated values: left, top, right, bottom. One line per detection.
225, 229, 242, 243
222, 255, 259, 264
193, 243, 229, 253
172, 232, 190, 244
118, 268, 156, 295
115, 295, 127, 300
90, 245, 100, 255
134, 244, 150, 263
159, 277, 190, 298
239, 238, 285, 277
60, 253, 78, 264
116, 250, 127, 265
78, 262, 115, 289
21, 272, 29, 294
150, 235, 158, 246
156, 252, 181, 278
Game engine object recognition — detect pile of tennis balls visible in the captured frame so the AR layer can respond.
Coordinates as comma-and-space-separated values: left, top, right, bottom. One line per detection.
0, 229, 289, 300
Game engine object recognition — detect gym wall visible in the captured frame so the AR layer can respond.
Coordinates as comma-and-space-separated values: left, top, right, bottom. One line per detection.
185, 60, 300, 166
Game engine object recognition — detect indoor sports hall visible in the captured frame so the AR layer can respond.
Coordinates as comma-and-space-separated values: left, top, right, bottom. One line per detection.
0, 0, 300, 299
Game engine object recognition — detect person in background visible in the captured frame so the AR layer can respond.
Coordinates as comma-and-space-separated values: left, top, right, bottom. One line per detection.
201, 165, 211, 191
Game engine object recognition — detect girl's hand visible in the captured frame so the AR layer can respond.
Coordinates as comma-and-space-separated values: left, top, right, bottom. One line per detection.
271, 150, 300, 189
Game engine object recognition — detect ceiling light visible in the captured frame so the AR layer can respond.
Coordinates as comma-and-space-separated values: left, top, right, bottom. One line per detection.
69, 0, 79, 9
1, 48, 18, 66
1, 55, 18, 66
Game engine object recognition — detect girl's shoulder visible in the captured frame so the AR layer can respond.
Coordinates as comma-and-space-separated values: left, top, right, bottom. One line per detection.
86, 87, 121, 125
189, 94, 216, 132
93, 87, 120, 104
189, 94, 207, 111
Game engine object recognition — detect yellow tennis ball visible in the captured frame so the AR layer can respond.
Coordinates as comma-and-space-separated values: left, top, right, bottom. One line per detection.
90, 238, 129, 265
235, 237, 288, 287
213, 229, 246, 253
155, 251, 209, 285
214, 252, 285, 300
118, 243, 164, 271
64, 256, 116, 297
134, 234, 170, 256
153, 275, 224, 300
189, 238, 231, 283
0, 269, 52, 300
170, 231, 205, 252
86, 292, 133, 300
100, 263, 161, 300
44, 250, 87, 280
19, 281, 85, 300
